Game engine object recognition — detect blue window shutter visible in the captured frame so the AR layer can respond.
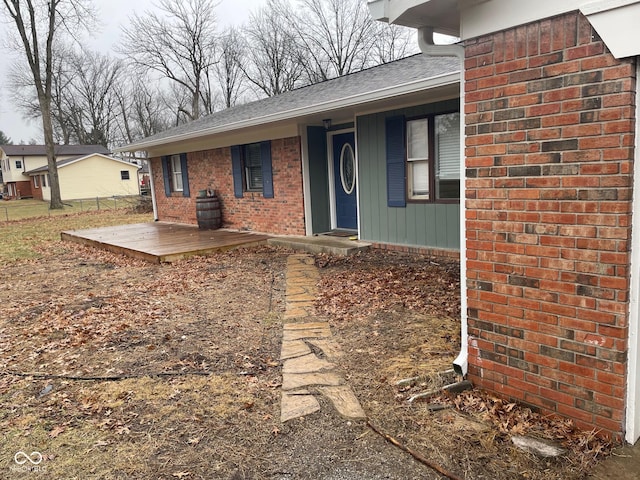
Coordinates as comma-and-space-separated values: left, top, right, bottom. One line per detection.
231, 145, 244, 198
180, 153, 190, 197
386, 115, 406, 207
261, 141, 273, 198
161, 156, 171, 197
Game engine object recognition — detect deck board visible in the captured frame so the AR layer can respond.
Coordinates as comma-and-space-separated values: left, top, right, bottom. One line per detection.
61, 222, 270, 263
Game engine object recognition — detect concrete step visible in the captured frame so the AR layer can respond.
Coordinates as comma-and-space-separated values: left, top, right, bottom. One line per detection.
268, 235, 370, 256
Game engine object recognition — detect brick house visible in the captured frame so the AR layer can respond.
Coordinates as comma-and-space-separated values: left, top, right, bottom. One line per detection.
117, 55, 463, 257
371, 0, 640, 442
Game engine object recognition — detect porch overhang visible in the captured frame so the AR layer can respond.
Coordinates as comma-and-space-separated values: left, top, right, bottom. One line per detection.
115, 72, 460, 158
367, 0, 465, 36
370, 0, 640, 59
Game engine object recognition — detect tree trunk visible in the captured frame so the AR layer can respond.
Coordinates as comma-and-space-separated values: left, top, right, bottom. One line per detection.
40, 98, 63, 209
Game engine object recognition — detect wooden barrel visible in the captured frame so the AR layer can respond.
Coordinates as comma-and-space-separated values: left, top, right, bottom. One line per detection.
196, 196, 222, 230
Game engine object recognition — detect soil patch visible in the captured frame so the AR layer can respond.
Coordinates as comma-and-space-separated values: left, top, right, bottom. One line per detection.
0, 243, 609, 479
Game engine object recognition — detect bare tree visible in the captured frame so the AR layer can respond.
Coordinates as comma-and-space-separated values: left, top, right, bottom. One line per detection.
49, 45, 74, 144
242, 0, 306, 96
120, 0, 219, 122
215, 26, 247, 108
370, 22, 417, 65
114, 75, 172, 143
291, 0, 375, 82
65, 50, 123, 147
1, 0, 92, 209
276, 0, 417, 84
7, 43, 73, 143
13, 46, 125, 148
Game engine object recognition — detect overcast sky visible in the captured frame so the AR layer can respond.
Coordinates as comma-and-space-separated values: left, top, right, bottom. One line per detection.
0, 0, 268, 144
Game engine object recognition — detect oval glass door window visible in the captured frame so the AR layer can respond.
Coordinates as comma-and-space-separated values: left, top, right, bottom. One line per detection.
340, 143, 355, 195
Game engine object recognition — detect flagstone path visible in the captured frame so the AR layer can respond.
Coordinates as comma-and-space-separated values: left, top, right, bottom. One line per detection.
280, 254, 366, 423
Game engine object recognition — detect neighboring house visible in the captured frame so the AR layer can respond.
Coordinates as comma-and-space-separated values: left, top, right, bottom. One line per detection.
371, 0, 640, 442
116, 54, 462, 257
0, 144, 109, 199
26, 153, 141, 201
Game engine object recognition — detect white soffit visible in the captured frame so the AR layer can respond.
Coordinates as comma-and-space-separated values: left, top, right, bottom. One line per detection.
459, 0, 640, 46
581, 1, 640, 59
460, 0, 585, 39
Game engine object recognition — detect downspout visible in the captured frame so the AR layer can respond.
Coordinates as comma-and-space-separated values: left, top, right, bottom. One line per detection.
419, 27, 468, 376
625, 58, 640, 444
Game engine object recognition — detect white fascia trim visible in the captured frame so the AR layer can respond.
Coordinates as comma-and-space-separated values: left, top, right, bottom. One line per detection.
60, 154, 140, 169
26, 153, 138, 174
581, 0, 640, 15
625, 59, 640, 445
115, 72, 460, 153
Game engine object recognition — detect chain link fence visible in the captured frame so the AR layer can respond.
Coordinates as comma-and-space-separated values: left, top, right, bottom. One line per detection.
0, 195, 150, 222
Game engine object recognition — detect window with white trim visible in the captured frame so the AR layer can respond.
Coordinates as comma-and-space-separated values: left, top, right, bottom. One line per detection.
407, 118, 430, 199
34, 175, 39, 188
170, 154, 183, 192
243, 143, 263, 191
406, 112, 460, 201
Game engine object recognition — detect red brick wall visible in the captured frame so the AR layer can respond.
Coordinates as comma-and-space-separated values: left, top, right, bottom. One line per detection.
464, 11, 636, 437
150, 136, 306, 235
11, 181, 32, 199
31, 179, 43, 200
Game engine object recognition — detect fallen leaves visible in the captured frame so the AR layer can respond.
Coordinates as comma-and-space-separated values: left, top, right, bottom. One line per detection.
49, 424, 66, 438
315, 251, 460, 322
451, 390, 612, 468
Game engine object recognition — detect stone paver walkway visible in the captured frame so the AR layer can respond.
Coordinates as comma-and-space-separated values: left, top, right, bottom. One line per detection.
280, 254, 366, 423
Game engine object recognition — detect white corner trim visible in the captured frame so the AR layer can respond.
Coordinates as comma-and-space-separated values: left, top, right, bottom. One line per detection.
353, 118, 362, 240
624, 59, 640, 444
299, 125, 314, 236
581, 1, 640, 59
148, 160, 158, 221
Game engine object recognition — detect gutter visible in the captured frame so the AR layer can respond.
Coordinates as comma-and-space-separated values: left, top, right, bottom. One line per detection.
418, 27, 468, 377
114, 72, 459, 154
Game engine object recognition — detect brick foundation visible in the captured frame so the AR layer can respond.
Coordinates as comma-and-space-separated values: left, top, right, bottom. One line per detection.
370, 241, 461, 260
150, 137, 306, 236
464, 11, 636, 438
7, 181, 33, 199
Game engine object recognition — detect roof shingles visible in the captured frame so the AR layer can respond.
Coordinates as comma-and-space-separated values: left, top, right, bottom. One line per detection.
121, 54, 460, 150
0, 144, 109, 157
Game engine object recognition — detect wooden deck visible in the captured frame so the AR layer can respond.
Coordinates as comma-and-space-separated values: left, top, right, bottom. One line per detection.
61, 222, 270, 263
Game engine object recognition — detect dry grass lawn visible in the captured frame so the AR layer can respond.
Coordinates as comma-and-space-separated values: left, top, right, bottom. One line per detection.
0, 207, 612, 479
